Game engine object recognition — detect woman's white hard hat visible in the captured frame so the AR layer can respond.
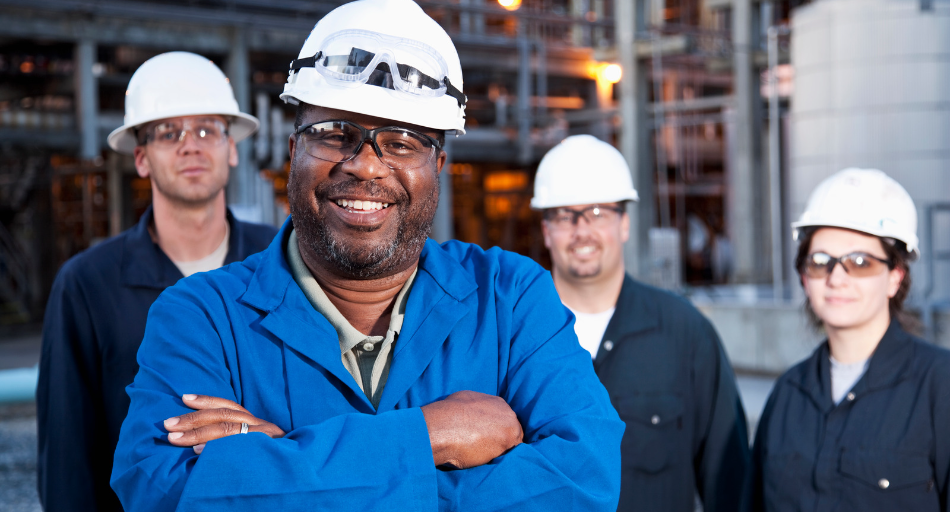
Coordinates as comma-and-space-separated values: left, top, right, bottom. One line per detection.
107, 51, 260, 155
792, 167, 919, 260
531, 135, 639, 210
280, 0, 466, 134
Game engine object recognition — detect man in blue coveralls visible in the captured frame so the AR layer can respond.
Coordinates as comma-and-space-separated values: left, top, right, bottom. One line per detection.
110, 0, 624, 510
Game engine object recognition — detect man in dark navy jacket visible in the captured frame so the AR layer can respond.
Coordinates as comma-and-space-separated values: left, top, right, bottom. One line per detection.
532, 135, 750, 511
36, 52, 277, 512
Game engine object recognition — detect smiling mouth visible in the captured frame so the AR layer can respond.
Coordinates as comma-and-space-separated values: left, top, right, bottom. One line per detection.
335, 199, 391, 212
571, 245, 598, 255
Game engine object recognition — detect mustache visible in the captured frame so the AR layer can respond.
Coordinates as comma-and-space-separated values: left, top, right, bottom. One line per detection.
314, 179, 408, 205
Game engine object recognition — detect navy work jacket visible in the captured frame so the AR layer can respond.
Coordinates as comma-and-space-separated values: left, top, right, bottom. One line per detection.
111, 220, 624, 511
594, 275, 750, 512
36, 206, 277, 512
749, 321, 950, 512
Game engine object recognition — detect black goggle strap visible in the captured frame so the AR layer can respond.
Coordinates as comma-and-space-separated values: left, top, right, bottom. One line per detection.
289, 51, 467, 109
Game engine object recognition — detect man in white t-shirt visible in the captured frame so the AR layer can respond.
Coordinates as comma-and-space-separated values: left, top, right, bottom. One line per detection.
532, 135, 750, 512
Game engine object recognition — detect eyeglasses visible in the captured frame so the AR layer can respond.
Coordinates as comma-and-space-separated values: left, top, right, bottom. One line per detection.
801, 251, 893, 279
142, 119, 229, 149
544, 205, 625, 229
295, 120, 442, 170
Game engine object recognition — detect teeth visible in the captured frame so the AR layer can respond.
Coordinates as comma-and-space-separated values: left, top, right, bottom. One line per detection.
335, 199, 390, 211
573, 246, 596, 255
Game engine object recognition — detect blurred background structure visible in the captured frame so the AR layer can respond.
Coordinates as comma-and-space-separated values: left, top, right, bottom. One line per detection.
0, 0, 948, 361
0, 0, 947, 509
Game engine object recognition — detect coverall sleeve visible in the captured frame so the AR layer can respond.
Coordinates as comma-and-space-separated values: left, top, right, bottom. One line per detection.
433, 269, 625, 511
692, 321, 751, 512
110, 285, 439, 512
112, 263, 622, 511
36, 267, 114, 511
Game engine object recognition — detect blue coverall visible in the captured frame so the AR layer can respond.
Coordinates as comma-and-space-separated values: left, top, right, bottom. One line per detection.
111, 221, 624, 511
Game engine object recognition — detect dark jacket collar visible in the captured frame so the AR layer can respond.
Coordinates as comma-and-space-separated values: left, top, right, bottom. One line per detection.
601, 274, 659, 340
594, 275, 659, 366
120, 205, 183, 289
120, 205, 248, 289
786, 320, 914, 412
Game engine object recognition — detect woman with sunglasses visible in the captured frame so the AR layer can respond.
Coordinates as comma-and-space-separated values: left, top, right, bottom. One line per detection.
748, 168, 950, 512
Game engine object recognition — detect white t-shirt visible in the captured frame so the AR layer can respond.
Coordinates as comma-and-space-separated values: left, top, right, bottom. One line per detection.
830, 355, 870, 405
566, 305, 616, 359
172, 224, 230, 278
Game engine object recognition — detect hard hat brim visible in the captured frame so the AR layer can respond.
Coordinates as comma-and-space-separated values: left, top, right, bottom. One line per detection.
791, 219, 920, 261
107, 111, 260, 155
530, 189, 639, 210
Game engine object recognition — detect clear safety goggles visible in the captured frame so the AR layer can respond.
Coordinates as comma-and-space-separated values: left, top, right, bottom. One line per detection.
800, 251, 893, 279
290, 30, 466, 108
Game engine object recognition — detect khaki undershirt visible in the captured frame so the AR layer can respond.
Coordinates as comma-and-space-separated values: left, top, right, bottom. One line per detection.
287, 230, 416, 409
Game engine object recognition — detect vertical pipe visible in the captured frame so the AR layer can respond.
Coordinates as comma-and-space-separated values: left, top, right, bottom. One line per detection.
768, 25, 784, 300
616, 0, 641, 277
75, 39, 98, 161
255, 91, 270, 165
536, 40, 547, 125
729, 0, 756, 283
269, 106, 285, 172
651, 30, 671, 229
460, 0, 471, 34
228, 27, 254, 212
517, 29, 532, 164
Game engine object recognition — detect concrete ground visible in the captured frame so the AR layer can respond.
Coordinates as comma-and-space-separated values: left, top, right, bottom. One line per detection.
0, 402, 40, 512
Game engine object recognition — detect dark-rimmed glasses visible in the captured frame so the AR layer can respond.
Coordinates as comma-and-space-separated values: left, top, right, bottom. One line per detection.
801, 251, 893, 279
544, 205, 625, 230
141, 119, 229, 149
295, 120, 442, 170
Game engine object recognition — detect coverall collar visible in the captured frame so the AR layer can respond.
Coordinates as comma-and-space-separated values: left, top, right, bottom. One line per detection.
120, 205, 247, 289
598, 275, 659, 352
787, 320, 914, 412
239, 217, 479, 412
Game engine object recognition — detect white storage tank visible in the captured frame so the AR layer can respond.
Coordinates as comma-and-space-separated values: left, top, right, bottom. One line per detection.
789, 0, 950, 315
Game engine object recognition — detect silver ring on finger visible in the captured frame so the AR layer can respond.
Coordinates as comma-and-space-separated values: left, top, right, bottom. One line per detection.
240, 422, 249, 434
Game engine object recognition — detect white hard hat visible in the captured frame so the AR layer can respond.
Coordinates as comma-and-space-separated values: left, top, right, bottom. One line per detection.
107, 51, 260, 154
792, 168, 919, 260
531, 135, 639, 209
280, 0, 466, 134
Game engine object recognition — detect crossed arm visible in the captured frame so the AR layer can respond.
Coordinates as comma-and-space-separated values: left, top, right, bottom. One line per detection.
113, 267, 622, 511
165, 390, 523, 468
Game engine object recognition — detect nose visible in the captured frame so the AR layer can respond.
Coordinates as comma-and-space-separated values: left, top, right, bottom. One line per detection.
176, 129, 201, 154
826, 258, 850, 287
571, 213, 595, 237
338, 138, 392, 181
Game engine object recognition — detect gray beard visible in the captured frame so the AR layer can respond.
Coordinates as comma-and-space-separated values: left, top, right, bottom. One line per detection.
289, 173, 438, 280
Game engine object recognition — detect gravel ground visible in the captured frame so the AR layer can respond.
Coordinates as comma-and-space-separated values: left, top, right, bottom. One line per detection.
0, 402, 41, 512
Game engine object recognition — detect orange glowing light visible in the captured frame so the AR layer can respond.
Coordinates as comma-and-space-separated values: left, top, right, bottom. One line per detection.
600, 63, 622, 84
498, 0, 521, 11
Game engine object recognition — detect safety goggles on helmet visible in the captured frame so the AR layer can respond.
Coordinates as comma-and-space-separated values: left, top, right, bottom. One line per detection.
800, 251, 893, 279
295, 119, 441, 170
289, 29, 466, 108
